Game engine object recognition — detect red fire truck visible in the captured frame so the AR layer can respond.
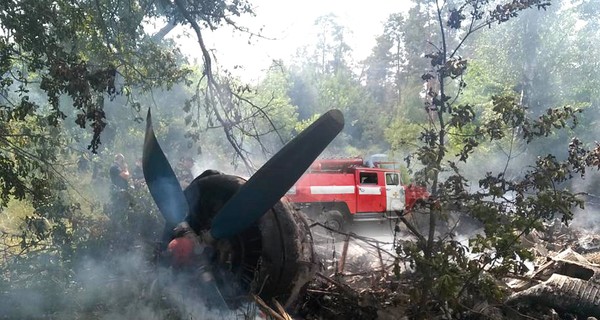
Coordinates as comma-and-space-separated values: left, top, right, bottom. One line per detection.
285, 155, 430, 231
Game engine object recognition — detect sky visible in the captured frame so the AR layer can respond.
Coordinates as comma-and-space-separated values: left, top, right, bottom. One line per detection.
174, 0, 414, 82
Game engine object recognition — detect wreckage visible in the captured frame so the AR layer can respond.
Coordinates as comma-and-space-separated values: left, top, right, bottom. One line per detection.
142, 109, 344, 309
503, 224, 600, 319
508, 248, 600, 318
141, 107, 600, 318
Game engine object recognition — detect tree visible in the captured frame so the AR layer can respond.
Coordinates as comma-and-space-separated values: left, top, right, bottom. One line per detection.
0, 0, 200, 214
285, 15, 390, 152
389, 0, 600, 318
461, 0, 600, 181
0, 0, 260, 291
0, 1, 271, 317
0, 0, 276, 211
287, 14, 355, 119
365, 7, 439, 157
197, 62, 301, 168
313, 14, 353, 76
364, 33, 393, 106
363, 13, 406, 109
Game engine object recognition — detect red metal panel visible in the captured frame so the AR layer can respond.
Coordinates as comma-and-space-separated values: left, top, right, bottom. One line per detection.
287, 171, 358, 213
356, 171, 386, 213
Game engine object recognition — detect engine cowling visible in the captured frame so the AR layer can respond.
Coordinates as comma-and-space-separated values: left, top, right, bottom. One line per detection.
168, 172, 316, 308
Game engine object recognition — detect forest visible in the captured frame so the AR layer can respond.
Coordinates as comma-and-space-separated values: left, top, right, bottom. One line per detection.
1, 0, 600, 319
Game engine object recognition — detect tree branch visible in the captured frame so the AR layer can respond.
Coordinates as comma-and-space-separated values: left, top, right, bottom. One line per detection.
173, 0, 254, 173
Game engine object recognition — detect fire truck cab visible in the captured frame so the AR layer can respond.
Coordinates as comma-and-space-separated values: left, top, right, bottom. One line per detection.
286, 155, 429, 230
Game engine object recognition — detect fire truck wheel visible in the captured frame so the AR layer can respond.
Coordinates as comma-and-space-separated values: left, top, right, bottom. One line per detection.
322, 210, 344, 232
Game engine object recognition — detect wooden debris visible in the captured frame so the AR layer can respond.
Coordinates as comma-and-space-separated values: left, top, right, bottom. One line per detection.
338, 234, 350, 274
272, 299, 293, 320
252, 294, 288, 320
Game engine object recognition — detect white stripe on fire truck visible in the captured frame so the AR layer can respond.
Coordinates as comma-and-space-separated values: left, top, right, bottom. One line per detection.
358, 186, 381, 195
310, 186, 355, 195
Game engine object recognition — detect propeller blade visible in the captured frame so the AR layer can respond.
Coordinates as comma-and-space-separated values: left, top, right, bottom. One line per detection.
210, 109, 344, 239
143, 109, 189, 227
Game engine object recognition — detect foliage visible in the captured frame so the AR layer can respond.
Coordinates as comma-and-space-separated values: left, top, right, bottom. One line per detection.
285, 14, 391, 154
0, 0, 265, 316
0, 1, 195, 262
389, 0, 600, 318
0, 0, 192, 151
384, 118, 423, 154
463, 1, 600, 155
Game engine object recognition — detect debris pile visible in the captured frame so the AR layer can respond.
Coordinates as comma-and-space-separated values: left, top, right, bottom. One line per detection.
296, 219, 600, 319
508, 249, 600, 318
505, 220, 600, 319
297, 223, 411, 319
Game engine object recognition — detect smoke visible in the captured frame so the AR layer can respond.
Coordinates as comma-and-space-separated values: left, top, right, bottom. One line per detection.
447, 134, 600, 238
0, 146, 258, 319
565, 170, 600, 233
311, 222, 398, 275
192, 153, 246, 180
0, 88, 284, 319
0, 246, 247, 320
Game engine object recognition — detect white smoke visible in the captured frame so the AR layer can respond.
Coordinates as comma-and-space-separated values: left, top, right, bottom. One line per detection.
0, 247, 248, 319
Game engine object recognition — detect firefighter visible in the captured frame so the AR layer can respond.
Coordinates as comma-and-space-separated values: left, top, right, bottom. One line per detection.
110, 153, 130, 191
109, 153, 131, 220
